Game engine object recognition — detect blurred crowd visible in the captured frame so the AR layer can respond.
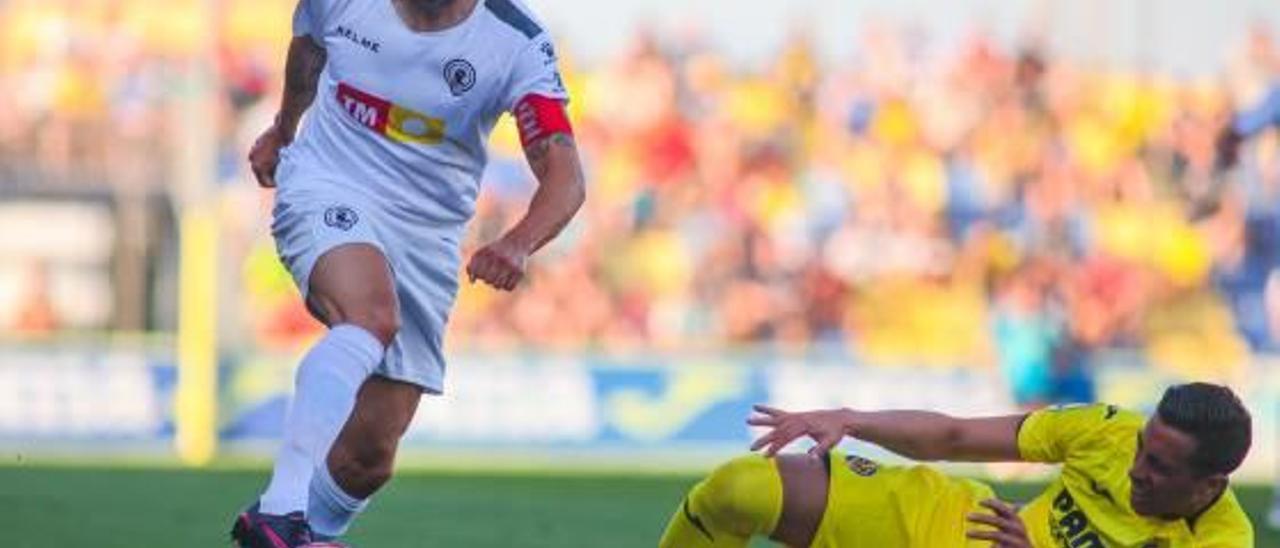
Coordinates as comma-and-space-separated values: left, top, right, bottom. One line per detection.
0, 0, 293, 186
3, 1, 1280, 406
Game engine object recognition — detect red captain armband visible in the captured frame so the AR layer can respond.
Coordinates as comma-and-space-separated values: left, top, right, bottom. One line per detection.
514, 94, 573, 148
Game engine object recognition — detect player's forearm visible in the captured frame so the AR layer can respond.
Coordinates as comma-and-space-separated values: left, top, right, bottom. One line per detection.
843, 409, 979, 461
276, 36, 327, 141
504, 134, 585, 253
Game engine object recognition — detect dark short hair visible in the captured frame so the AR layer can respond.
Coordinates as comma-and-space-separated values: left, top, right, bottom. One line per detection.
1156, 383, 1252, 476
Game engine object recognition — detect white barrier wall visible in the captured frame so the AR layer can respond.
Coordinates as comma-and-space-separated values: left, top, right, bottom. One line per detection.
0, 347, 1275, 480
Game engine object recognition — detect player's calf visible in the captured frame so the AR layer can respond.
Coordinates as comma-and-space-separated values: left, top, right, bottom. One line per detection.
326, 376, 421, 498
328, 438, 397, 499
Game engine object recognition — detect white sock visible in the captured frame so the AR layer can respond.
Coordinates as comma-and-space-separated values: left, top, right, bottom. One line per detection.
309, 462, 370, 539
259, 324, 383, 515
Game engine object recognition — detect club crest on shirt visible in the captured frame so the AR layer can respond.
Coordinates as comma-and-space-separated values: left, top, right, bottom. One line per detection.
324, 205, 359, 231
444, 58, 476, 96
845, 455, 880, 477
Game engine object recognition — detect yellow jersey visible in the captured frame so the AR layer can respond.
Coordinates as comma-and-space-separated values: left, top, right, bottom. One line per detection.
1017, 403, 1254, 547
810, 451, 999, 547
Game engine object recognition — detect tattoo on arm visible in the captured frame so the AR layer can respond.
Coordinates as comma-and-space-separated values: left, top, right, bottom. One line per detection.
512, 130, 585, 253
278, 38, 327, 138
525, 133, 575, 178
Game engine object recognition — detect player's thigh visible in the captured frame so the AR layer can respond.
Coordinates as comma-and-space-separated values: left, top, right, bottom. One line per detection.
331, 375, 422, 457
307, 243, 398, 334
770, 455, 829, 547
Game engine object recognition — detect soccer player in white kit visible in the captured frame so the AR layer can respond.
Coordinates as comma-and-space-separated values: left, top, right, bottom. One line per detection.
230, 0, 584, 546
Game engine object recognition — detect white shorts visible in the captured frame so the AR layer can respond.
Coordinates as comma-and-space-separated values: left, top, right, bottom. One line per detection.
270, 164, 463, 395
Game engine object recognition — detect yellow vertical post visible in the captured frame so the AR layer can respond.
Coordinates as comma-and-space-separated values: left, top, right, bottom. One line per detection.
172, 0, 220, 467
175, 209, 218, 466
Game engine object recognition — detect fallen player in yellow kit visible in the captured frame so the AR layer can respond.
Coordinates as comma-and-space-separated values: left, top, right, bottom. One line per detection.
659, 383, 1253, 547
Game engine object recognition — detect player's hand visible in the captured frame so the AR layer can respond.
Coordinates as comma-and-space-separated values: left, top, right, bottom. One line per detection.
966, 499, 1030, 547
466, 237, 529, 291
747, 405, 854, 458
248, 122, 289, 188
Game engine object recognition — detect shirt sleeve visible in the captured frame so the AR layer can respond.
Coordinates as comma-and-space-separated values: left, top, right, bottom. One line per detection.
292, 0, 323, 42
1017, 403, 1128, 463
501, 35, 569, 113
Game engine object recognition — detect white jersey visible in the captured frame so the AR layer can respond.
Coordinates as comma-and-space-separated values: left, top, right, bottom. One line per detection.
283, 0, 567, 230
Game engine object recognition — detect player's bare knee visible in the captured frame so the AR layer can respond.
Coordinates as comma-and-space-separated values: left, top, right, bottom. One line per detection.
347, 305, 400, 347
309, 294, 399, 345
771, 455, 828, 547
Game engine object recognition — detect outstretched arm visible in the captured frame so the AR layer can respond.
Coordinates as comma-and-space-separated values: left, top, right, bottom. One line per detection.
749, 405, 1025, 462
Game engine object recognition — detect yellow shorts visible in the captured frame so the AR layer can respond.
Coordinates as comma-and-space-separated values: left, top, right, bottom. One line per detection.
809, 451, 997, 548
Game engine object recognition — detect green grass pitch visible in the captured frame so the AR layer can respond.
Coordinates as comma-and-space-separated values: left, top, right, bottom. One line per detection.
1, 465, 1275, 547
